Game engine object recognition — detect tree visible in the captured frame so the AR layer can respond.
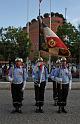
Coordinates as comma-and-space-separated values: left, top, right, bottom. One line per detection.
57, 22, 80, 63
43, 13, 49, 18
77, 24, 80, 64
16, 28, 31, 62
55, 12, 60, 17
31, 19, 37, 23
51, 12, 55, 17
37, 16, 43, 20
0, 27, 31, 62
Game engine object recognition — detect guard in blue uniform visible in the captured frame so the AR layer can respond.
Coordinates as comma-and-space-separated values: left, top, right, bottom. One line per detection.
8, 58, 27, 113
54, 57, 72, 113
32, 57, 48, 113
50, 59, 61, 106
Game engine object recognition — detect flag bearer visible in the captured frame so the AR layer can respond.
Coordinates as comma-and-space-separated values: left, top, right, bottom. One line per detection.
8, 58, 27, 113
32, 57, 48, 113
54, 57, 72, 113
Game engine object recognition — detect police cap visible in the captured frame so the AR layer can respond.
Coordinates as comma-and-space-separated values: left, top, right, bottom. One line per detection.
15, 58, 23, 62
61, 57, 67, 62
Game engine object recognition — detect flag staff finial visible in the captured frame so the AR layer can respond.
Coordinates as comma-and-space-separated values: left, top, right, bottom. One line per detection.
65, 8, 67, 22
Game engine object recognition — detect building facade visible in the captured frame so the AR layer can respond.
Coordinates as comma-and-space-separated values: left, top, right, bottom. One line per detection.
23, 16, 64, 60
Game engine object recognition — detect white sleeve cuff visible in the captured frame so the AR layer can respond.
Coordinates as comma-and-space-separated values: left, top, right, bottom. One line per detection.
8, 76, 13, 82
22, 81, 27, 90
55, 77, 62, 82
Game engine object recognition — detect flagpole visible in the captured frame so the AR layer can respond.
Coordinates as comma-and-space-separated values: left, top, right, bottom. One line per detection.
27, 0, 29, 38
26, 0, 30, 75
49, 0, 52, 73
39, 0, 41, 58
65, 8, 67, 22
50, 0, 51, 29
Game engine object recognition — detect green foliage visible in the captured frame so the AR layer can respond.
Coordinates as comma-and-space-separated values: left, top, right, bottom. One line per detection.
0, 27, 31, 62
31, 19, 37, 23
43, 13, 49, 18
57, 22, 80, 63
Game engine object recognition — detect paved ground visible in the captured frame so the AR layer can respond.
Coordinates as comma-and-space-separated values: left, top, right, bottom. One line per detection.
0, 89, 80, 124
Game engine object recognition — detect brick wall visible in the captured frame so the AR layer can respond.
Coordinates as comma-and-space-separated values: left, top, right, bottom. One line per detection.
23, 16, 64, 60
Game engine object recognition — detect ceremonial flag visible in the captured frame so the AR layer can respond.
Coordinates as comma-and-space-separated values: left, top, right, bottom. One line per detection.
39, 23, 70, 57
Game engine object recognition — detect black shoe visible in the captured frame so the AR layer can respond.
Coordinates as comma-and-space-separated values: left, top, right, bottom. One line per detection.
39, 109, 44, 113
54, 102, 57, 106
39, 106, 44, 113
35, 102, 37, 106
17, 108, 22, 113
35, 108, 39, 113
57, 109, 61, 113
62, 108, 67, 113
57, 106, 62, 113
11, 109, 17, 114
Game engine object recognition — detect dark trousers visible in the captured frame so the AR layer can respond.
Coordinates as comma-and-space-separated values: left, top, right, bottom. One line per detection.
57, 83, 69, 106
34, 81, 46, 107
53, 81, 58, 100
11, 83, 23, 108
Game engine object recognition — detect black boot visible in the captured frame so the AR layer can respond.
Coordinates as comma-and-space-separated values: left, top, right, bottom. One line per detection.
39, 106, 44, 113
61, 106, 67, 113
11, 108, 17, 114
35, 101, 37, 106
11, 106, 20, 114
35, 106, 39, 113
16, 106, 22, 113
17, 108, 22, 113
54, 100, 57, 106
57, 106, 62, 113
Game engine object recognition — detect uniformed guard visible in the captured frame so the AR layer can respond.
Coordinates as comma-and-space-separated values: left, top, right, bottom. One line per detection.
50, 59, 61, 106
54, 57, 72, 113
8, 58, 27, 113
32, 57, 48, 113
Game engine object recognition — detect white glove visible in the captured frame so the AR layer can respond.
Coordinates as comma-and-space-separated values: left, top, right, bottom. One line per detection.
55, 77, 59, 82
22, 81, 26, 91
8, 76, 13, 82
38, 84, 40, 87
55, 77, 62, 83
51, 76, 54, 80
59, 78, 62, 82
32, 75, 35, 78
69, 83, 71, 90
69, 80, 72, 90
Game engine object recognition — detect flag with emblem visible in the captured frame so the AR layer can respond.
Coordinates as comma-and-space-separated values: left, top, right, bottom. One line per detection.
39, 23, 70, 57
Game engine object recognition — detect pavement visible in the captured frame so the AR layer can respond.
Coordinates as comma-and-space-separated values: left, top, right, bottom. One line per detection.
0, 89, 80, 124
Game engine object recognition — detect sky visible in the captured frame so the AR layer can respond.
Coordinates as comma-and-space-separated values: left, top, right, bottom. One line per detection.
0, 0, 80, 28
